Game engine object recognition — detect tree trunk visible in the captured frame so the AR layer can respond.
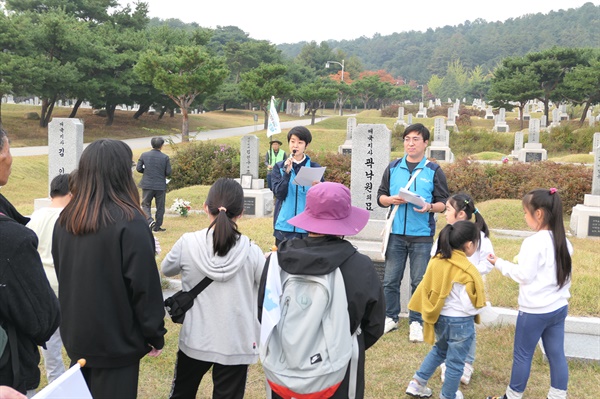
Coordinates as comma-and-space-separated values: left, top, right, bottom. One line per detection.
222, 103, 227, 112
181, 107, 189, 142
263, 108, 268, 130
105, 103, 116, 126
40, 97, 57, 128
158, 107, 166, 120
579, 102, 590, 126
133, 104, 150, 119
68, 99, 83, 118
170, 108, 174, 117
519, 105, 525, 130
311, 110, 316, 125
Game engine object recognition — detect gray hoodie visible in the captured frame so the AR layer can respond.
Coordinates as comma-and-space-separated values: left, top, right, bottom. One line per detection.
162, 228, 265, 364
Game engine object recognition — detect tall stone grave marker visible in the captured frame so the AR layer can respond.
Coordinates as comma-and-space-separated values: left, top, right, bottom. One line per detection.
238, 135, 272, 217
416, 102, 427, 118
394, 107, 407, 129
485, 106, 494, 120
426, 117, 454, 163
338, 117, 356, 154
588, 110, 595, 127
347, 124, 411, 312
36, 118, 84, 210
493, 108, 509, 132
511, 131, 524, 158
446, 108, 456, 130
523, 103, 531, 121
591, 132, 600, 155
518, 119, 547, 162
570, 140, 600, 238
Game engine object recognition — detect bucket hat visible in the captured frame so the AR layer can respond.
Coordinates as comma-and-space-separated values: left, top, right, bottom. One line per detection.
288, 182, 369, 236
269, 139, 283, 145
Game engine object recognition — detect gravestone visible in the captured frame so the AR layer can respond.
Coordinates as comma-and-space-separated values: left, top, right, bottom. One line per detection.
541, 115, 547, 129
523, 103, 531, 121
346, 124, 412, 315
416, 102, 427, 118
236, 135, 272, 217
35, 118, 84, 210
588, 110, 595, 127
518, 119, 547, 162
511, 131, 524, 158
338, 117, 356, 154
426, 117, 454, 162
407, 113, 413, 125
550, 108, 561, 128
485, 106, 494, 120
446, 108, 456, 129
591, 132, 600, 155
570, 142, 600, 238
559, 104, 569, 121
394, 107, 407, 129
493, 108, 509, 132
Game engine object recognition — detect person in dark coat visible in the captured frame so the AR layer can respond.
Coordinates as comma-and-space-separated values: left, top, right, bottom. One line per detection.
259, 182, 385, 398
53, 139, 166, 399
136, 136, 171, 232
0, 127, 60, 396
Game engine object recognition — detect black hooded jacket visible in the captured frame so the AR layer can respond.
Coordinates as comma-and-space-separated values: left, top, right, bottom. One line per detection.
259, 236, 385, 398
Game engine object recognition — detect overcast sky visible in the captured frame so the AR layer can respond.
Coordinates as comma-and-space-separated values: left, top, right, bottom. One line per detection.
117, 0, 598, 45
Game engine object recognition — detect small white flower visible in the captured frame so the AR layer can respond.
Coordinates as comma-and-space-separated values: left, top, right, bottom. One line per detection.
170, 198, 191, 216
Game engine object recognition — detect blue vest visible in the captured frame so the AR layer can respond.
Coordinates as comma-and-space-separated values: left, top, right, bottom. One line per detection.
274, 158, 313, 233
388, 157, 439, 236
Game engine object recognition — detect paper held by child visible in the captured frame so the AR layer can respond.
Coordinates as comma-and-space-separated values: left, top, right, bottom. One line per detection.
398, 188, 427, 207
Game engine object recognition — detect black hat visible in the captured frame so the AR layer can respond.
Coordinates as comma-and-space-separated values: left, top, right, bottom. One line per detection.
269, 139, 283, 145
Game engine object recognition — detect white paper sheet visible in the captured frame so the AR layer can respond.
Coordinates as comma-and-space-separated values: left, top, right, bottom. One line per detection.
398, 188, 427, 208
292, 166, 326, 186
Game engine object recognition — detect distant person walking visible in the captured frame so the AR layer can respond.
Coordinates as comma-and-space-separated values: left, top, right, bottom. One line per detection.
265, 139, 286, 191
136, 137, 171, 232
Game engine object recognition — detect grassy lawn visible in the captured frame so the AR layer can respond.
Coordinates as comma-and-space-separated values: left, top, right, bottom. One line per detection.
3, 105, 599, 397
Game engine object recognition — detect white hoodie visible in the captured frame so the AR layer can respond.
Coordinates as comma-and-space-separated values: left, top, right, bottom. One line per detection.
162, 228, 265, 364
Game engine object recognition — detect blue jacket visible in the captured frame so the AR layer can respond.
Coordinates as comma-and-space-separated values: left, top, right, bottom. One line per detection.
272, 155, 321, 234
377, 157, 448, 237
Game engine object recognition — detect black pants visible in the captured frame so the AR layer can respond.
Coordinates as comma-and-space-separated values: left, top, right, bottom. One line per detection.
169, 350, 248, 399
141, 189, 166, 228
78, 361, 140, 399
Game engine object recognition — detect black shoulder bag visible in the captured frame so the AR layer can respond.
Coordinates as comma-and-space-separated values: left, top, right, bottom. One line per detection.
164, 277, 213, 324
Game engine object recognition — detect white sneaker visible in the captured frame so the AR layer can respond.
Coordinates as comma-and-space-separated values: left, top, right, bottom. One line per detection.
383, 317, 398, 334
454, 390, 464, 399
440, 362, 446, 382
409, 321, 424, 342
460, 363, 474, 385
405, 379, 432, 398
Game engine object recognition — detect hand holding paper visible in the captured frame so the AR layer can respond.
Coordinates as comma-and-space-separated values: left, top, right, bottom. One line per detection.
398, 188, 427, 207
293, 166, 326, 186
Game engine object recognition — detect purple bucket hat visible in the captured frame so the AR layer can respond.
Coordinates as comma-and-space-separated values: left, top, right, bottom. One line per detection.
287, 182, 369, 236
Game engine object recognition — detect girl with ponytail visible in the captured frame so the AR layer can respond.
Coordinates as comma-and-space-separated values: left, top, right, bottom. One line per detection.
486, 188, 573, 399
162, 178, 266, 398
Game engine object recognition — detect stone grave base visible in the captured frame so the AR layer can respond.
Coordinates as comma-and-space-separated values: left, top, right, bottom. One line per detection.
427, 146, 455, 163
518, 147, 547, 162
493, 123, 509, 132
570, 195, 600, 238
338, 140, 352, 155
241, 188, 274, 218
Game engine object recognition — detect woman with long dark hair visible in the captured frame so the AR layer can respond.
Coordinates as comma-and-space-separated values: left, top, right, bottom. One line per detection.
52, 139, 166, 399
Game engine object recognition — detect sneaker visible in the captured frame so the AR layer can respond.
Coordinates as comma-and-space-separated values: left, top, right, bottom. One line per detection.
454, 391, 463, 399
153, 227, 166, 232
149, 221, 156, 229
383, 317, 398, 334
440, 362, 446, 382
409, 321, 424, 342
460, 363, 474, 385
405, 379, 432, 398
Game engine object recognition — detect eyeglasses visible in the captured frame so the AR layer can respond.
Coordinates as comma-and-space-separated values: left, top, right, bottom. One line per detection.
403, 137, 423, 143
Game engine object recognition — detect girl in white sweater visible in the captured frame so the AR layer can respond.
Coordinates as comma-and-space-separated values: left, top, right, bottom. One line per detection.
486, 188, 573, 399
162, 178, 265, 399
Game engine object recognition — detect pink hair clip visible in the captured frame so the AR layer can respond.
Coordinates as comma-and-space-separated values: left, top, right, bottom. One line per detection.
549, 187, 557, 195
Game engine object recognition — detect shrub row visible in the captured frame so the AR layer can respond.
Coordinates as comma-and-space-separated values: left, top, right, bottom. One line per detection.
169, 141, 592, 215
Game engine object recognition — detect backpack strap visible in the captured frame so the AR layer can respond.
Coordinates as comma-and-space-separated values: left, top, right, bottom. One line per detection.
187, 276, 213, 298
347, 326, 361, 399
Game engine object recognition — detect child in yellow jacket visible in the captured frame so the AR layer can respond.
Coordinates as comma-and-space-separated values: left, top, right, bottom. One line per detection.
406, 220, 486, 399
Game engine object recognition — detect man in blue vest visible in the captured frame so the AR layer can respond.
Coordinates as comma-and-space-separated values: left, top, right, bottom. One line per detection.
265, 139, 286, 191
377, 123, 449, 342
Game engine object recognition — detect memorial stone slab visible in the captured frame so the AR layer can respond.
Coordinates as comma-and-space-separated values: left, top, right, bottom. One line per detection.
47, 118, 83, 193
240, 135, 259, 179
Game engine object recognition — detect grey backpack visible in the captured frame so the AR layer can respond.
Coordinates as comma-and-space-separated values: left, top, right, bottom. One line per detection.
260, 254, 359, 399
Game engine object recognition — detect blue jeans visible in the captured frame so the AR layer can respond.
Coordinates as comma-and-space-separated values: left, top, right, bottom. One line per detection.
383, 235, 432, 323
509, 305, 569, 393
413, 316, 475, 399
